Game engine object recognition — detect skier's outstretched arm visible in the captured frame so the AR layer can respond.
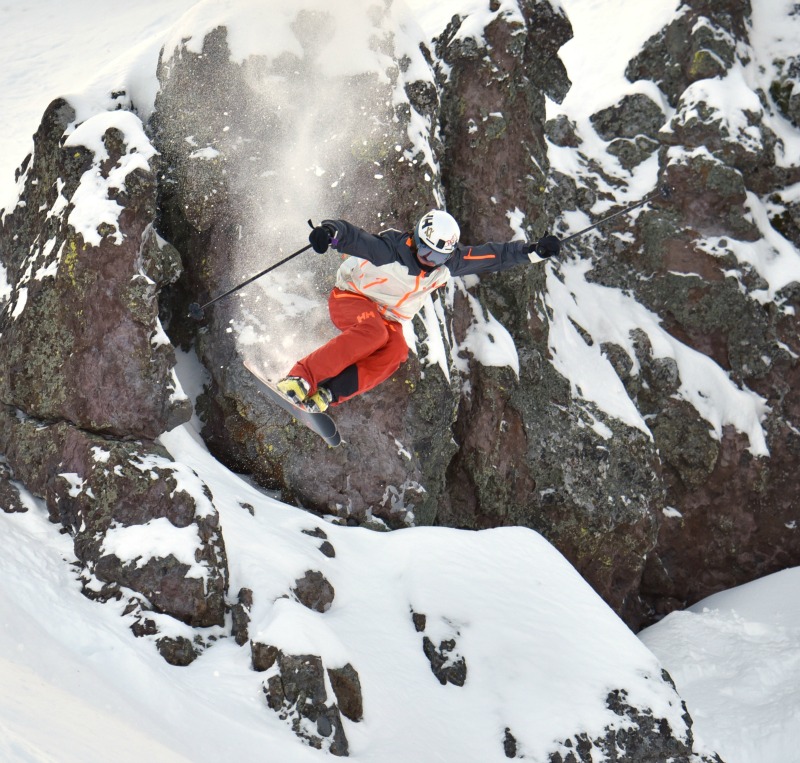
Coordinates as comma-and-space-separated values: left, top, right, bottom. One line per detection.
308, 219, 397, 266
446, 234, 561, 277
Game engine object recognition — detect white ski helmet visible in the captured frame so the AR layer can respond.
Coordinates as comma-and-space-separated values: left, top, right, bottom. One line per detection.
414, 209, 460, 260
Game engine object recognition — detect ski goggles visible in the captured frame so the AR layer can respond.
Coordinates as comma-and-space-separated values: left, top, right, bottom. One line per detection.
414, 233, 453, 267
417, 244, 451, 266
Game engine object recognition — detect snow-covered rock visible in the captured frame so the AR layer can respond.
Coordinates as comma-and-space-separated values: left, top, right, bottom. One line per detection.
0, 97, 190, 438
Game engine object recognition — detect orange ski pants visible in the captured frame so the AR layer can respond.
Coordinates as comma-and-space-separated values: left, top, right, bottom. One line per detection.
289, 288, 409, 405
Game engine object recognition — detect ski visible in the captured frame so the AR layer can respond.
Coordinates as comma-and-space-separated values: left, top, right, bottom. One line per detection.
244, 360, 342, 447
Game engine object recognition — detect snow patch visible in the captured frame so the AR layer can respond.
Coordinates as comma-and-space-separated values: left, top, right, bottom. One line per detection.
10, 287, 28, 320
63, 111, 156, 247
452, 281, 520, 376
100, 518, 208, 581
546, 257, 770, 455
59, 473, 87, 499
693, 192, 800, 304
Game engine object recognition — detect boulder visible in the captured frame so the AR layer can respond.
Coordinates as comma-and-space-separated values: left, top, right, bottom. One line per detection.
292, 570, 335, 613
770, 56, 800, 128
590, 94, 666, 142
258, 648, 363, 756
0, 407, 228, 638
0, 99, 191, 438
625, 6, 741, 107
0, 462, 25, 513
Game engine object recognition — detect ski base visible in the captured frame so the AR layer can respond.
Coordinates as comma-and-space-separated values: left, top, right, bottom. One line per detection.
244, 360, 341, 447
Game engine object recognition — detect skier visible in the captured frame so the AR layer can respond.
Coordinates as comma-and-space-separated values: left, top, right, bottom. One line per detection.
277, 210, 561, 412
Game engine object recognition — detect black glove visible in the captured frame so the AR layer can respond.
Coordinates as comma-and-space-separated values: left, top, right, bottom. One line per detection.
308, 221, 337, 254
531, 234, 561, 259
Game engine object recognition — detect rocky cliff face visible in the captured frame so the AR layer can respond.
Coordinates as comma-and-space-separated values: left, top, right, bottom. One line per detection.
0, 96, 227, 664
433, 1, 665, 627
146, 0, 799, 633
6, 0, 790, 757
0, 0, 798, 699
563, 0, 800, 621
152, 13, 457, 531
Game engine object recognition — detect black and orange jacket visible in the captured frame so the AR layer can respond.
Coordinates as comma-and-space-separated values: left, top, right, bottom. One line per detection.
325, 219, 542, 322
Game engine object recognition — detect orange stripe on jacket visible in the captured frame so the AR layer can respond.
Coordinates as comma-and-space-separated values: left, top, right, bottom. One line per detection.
463, 247, 496, 261
394, 273, 425, 310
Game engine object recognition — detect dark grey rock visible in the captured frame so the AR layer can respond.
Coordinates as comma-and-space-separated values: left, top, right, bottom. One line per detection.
0, 463, 25, 513
606, 136, 660, 170
770, 57, 800, 128
548, 682, 724, 762
328, 663, 364, 722
545, 115, 582, 148
422, 635, 467, 686
0, 409, 228, 632
625, 9, 741, 107
231, 587, 253, 646
504, 728, 518, 758
156, 636, 198, 667
413, 610, 467, 686
263, 650, 350, 756
590, 94, 666, 141
292, 570, 335, 613
251, 641, 280, 672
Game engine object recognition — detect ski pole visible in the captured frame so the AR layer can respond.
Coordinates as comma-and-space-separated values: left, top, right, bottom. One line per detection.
559, 184, 672, 246
188, 242, 313, 320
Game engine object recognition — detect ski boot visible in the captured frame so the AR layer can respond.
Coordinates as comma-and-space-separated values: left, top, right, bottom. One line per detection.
276, 376, 310, 405
304, 386, 333, 413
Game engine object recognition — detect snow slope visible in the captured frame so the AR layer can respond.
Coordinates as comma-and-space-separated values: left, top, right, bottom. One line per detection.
640, 568, 800, 763
1, 415, 691, 763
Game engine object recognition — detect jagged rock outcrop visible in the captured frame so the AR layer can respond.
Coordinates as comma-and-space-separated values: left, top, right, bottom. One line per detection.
0, 97, 227, 661
433, 2, 663, 627
436, 0, 572, 239
231, 586, 253, 646
412, 610, 468, 686
590, 94, 664, 170
0, 407, 228, 662
0, 462, 25, 513
152, 11, 457, 529
0, 99, 190, 438
382, 0, 800, 630
624, 1, 744, 108
543, 678, 723, 763
252, 643, 363, 756
2, 0, 798, 682
576, 0, 800, 620
147, 0, 800, 632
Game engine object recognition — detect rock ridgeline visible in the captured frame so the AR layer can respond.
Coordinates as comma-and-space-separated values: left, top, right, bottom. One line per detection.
431, 0, 799, 631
